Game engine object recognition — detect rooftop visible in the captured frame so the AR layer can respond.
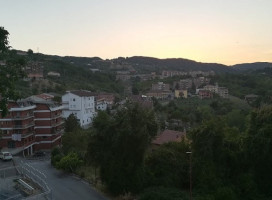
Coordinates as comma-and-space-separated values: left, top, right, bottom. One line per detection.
69, 90, 97, 97
152, 129, 186, 145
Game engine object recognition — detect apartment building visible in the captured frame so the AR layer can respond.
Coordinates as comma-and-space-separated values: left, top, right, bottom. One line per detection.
198, 90, 213, 99
152, 82, 170, 91
0, 94, 64, 155
27, 94, 63, 151
0, 100, 36, 155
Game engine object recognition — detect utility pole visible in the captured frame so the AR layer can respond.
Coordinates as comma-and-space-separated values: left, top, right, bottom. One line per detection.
186, 151, 192, 200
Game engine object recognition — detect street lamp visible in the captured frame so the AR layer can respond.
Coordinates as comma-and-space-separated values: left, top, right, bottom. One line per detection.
186, 151, 192, 200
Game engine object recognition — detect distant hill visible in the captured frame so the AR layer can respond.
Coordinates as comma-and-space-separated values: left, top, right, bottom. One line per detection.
122, 56, 233, 73
14, 49, 272, 73
232, 62, 272, 71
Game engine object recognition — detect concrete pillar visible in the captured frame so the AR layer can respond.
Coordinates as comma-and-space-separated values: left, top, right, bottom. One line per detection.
30, 145, 33, 155
27, 147, 30, 156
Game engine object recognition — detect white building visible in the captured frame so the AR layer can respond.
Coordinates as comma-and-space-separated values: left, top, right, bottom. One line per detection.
62, 90, 96, 128
96, 98, 107, 111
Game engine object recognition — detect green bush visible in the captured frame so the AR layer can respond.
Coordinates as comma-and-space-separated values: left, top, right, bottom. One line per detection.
56, 152, 83, 173
51, 154, 63, 166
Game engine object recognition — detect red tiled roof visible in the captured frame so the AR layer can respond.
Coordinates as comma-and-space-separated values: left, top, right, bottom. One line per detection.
97, 94, 115, 102
36, 93, 54, 100
152, 130, 186, 145
28, 73, 43, 78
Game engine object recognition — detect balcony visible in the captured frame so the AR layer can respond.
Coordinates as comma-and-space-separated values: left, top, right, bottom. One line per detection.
9, 105, 36, 112
50, 113, 62, 119
51, 121, 64, 127
12, 114, 34, 121
13, 122, 35, 129
52, 129, 64, 135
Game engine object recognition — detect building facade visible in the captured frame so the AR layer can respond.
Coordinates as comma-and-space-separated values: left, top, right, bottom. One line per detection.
0, 101, 36, 155
31, 101, 63, 151
62, 90, 96, 128
0, 96, 64, 155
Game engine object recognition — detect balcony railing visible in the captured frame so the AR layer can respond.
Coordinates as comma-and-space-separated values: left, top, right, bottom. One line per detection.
51, 121, 64, 127
50, 113, 62, 119
12, 114, 34, 120
52, 129, 64, 135
13, 122, 35, 129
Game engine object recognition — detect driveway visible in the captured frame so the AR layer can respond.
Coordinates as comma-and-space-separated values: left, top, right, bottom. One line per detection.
14, 158, 109, 200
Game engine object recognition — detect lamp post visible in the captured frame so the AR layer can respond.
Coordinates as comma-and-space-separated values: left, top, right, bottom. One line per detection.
186, 151, 192, 200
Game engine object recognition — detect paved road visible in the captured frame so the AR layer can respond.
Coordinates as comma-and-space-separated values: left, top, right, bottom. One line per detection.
0, 159, 14, 169
0, 159, 18, 178
15, 158, 109, 200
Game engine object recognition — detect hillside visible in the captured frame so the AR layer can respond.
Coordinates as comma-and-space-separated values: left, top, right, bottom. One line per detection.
232, 62, 272, 71
124, 56, 233, 73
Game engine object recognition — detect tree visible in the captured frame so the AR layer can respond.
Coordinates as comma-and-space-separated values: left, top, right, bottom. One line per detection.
0, 27, 25, 117
144, 142, 190, 189
246, 106, 272, 196
61, 129, 89, 157
87, 104, 158, 195
0, 27, 9, 53
64, 114, 81, 133
190, 118, 243, 196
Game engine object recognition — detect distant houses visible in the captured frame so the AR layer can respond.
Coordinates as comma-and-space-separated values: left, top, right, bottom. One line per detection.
203, 83, 229, 98
145, 82, 172, 100
47, 71, 60, 77
198, 89, 213, 99
143, 78, 228, 100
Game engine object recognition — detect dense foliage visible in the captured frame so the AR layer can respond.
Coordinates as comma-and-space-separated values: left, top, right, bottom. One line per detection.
212, 72, 272, 104
0, 27, 26, 116
87, 104, 158, 194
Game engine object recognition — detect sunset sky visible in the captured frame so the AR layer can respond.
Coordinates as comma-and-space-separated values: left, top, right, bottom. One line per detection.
1, 0, 272, 65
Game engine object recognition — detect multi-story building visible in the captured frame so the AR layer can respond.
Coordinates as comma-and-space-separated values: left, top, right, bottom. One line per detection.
193, 77, 210, 88
198, 90, 213, 99
62, 90, 96, 128
146, 90, 172, 100
0, 100, 36, 156
152, 82, 170, 91
176, 79, 193, 90
204, 84, 218, 93
217, 87, 229, 98
174, 89, 188, 98
161, 71, 187, 78
203, 84, 228, 98
96, 98, 108, 111
0, 94, 64, 155
27, 94, 63, 151
96, 93, 115, 109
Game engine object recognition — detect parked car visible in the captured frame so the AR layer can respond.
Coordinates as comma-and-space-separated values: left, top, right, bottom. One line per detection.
0, 152, 13, 161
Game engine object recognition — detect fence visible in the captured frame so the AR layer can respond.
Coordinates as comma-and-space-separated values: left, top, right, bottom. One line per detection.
18, 161, 52, 200
0, 161, 52, 200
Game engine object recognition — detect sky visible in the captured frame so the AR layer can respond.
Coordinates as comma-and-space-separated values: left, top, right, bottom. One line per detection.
1, 0, 272, 65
